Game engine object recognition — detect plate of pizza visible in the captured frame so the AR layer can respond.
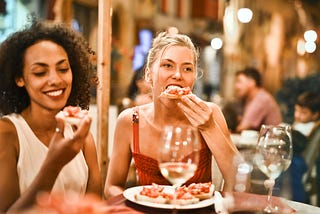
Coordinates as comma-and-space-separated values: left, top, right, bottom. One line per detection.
123, 182, 215, 210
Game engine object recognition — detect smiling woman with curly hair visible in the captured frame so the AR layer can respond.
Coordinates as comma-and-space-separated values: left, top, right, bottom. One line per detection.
0, 20, 94, 114
0, 19, 101, 213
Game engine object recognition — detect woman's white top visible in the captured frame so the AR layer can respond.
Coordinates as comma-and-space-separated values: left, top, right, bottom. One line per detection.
4, 113, 88, 195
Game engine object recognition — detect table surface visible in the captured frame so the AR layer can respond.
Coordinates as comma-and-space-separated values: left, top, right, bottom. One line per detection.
106, 191, 320, 214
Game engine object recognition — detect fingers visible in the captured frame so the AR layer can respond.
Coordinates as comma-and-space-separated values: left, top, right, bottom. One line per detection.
179, 94, 209, 116
72, 115, 92, 141
54, 115, 65, 136
182, 94, 209, 110
178, 94, 213, 128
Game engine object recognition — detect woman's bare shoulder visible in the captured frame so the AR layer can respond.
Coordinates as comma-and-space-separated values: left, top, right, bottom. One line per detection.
0, 117, 17, 135
117, 107, 135, 122
0, 117, 19, 151
117, 104, 152, 121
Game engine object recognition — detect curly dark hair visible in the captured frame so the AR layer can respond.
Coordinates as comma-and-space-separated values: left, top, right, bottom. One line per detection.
0, 20, 96, 114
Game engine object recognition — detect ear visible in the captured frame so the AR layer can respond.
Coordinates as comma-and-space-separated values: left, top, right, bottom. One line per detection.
15, 77, 25, 87
145, 68, 153, 84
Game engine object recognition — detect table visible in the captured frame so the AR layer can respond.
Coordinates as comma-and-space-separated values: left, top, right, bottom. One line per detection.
106, 191, 320, 214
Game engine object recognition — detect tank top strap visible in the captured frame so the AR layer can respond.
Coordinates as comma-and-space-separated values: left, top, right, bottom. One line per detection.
132, 107, 140, 153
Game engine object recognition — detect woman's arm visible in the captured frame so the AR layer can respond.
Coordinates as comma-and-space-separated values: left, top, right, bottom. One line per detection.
0, 119, 21, 212
178, 94, 239, 191
83, 133, 102, 196
2, 115, 93, 213
104, 109, 133, 199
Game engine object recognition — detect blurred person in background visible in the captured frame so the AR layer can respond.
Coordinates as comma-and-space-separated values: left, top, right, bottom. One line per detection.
234, 67, 282, 133
127, 65, 152, 106
292, 91, 320, 206
293, 91, 320, 136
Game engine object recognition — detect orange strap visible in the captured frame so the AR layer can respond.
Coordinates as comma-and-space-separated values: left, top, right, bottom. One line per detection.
132, 107, 139, 153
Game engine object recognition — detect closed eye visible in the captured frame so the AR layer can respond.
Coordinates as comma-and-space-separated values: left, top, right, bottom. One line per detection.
34, 71, 46, 77
161, 63, 173, 69
59, 68, 70, 73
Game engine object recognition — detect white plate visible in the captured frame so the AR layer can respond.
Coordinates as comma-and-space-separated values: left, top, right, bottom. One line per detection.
123, 185, 215, 210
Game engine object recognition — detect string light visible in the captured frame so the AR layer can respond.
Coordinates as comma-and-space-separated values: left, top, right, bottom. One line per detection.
237, 8, 253, 23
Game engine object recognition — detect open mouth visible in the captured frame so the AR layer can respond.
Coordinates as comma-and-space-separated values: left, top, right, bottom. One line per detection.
165, 85, 183, 90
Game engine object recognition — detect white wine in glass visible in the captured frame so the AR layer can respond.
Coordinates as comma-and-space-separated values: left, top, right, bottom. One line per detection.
254, 124, 293, 213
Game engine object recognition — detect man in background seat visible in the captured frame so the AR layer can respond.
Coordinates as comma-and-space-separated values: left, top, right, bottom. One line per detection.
234, 67, 282, 133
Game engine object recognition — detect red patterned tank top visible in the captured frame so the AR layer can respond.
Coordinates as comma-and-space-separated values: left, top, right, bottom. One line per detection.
132, 107, 212, 186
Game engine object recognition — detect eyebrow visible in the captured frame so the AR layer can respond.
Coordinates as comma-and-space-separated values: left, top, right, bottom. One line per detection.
31, 59, 68, 67
161, 58, 194, 66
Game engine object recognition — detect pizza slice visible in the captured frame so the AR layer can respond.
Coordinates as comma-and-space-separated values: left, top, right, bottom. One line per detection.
186, 182, 215, 200
160, 86, 192, 99
57, 106, 88, 126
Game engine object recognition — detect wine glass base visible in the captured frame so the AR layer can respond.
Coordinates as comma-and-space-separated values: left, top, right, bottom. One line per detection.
264, 205, 279, 213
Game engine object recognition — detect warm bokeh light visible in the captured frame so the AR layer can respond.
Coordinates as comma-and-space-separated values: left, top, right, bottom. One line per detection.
305, 41, 316, 53
211, 37, 223, 50
296, 38, 306, 55
237, 8, 253, 23
304, 30, 317, 42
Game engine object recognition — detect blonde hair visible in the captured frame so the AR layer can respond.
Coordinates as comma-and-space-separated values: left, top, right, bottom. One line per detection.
146, 31, 199, 74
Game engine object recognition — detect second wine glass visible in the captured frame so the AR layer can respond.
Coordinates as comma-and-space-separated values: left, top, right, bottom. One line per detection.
254, 124, 293, 213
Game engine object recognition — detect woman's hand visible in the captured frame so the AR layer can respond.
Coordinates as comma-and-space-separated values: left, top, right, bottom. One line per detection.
177, 94, 215, 130
29, 191, 140, 214
45, 114, 92, 171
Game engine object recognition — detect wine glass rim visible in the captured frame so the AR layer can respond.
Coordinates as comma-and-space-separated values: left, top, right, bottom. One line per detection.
260, 124, 291, 130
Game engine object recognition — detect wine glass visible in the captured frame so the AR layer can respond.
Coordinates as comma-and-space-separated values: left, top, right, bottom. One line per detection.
254, 124, 293, 213
158, 125, 200, 208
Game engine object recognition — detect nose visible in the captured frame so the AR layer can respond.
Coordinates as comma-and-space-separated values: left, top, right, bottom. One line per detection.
48, 70, 62, 85
172, 68, 182, 80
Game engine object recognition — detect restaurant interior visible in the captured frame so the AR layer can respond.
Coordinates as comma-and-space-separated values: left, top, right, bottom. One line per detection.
1, 0, 320, 211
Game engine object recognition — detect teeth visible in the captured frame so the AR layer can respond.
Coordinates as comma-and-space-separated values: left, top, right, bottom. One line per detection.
167, 85, 181, 89
47, 90, 63, 96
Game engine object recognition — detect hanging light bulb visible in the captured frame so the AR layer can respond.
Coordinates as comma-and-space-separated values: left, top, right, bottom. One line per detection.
211, 37, 223, 50
304, 30, 317, 42
237, 8, 253, 23
305, 41, 316, 53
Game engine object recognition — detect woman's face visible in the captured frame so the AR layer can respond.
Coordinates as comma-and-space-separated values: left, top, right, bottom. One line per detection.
16, 40, 72, 112
150, 45, 196, 96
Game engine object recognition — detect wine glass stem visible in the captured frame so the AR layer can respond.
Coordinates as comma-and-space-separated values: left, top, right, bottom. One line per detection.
264, 179, 276, 213
172, 185, 178, 214
267, 185, 273, 205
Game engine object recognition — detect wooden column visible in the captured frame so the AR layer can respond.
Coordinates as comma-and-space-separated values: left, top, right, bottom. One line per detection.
97, 0, 112, 192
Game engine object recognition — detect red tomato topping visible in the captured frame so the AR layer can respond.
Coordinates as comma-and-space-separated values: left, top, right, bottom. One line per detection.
187, 182, 212, 195
62, 106, 87, 118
